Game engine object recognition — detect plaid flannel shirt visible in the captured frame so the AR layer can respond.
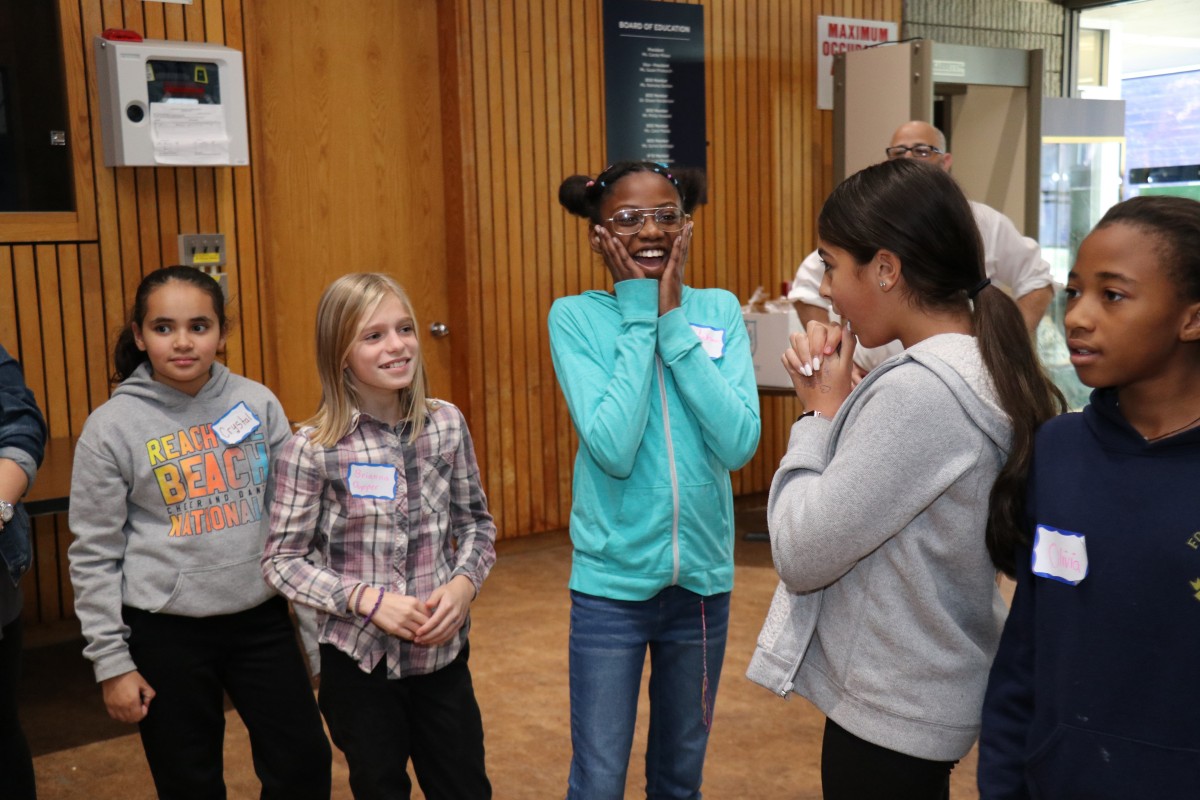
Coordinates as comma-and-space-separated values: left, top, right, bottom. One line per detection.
263, 401, 496, 678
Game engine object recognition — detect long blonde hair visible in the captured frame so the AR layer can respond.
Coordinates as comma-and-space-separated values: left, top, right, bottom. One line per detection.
303, 273, 431, 446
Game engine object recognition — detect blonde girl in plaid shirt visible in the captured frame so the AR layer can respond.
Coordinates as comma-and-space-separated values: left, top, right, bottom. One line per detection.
263, 273, 497, 800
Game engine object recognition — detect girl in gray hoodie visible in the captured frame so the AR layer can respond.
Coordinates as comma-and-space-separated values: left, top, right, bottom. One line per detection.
68, 266, 330, 799
748, 159, 1064, 799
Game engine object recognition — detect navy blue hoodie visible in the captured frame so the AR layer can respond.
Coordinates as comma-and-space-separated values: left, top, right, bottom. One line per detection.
978, 387, 1200, 799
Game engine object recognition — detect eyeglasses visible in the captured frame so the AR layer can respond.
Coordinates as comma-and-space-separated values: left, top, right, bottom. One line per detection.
605, 206, 688, 235
884, 144, 943, 160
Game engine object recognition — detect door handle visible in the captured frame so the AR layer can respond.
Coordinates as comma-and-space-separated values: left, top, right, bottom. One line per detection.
429, 322, 450, 338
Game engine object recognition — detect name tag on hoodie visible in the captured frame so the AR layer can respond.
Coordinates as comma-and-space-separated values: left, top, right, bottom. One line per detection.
348, 463, 398, 499
690, 324, 726, 359
213, 402, 261, 445
1032, 524, 1088, 585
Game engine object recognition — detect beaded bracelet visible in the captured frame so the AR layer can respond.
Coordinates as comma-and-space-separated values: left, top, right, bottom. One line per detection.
363, 589, 385, 626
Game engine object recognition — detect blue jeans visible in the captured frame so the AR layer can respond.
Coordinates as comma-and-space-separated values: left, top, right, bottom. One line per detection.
567, 587, 730, 800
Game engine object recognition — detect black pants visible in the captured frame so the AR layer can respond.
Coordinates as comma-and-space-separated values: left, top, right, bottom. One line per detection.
318, 642, 490, 800
0, 616, 36, 799
821, 717, 955, 800
125, 596, 332, 800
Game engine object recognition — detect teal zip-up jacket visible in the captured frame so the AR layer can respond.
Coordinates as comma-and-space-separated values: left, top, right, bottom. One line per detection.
548, 279, 761, 600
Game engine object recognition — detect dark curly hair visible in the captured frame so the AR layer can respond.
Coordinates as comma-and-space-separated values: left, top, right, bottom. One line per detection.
558, 161, 706, 223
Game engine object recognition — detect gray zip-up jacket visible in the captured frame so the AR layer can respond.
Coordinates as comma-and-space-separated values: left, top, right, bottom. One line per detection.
68, 362, 292, 682
747, 333, 1012, 762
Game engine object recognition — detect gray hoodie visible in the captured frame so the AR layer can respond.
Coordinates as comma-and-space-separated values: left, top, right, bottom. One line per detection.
747, 333, 1011, 762
68, 362, 292, 682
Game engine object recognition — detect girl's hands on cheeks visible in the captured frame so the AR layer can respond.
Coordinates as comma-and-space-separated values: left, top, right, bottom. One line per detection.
362, 587, 430, 641
594, 225, 646, 284
414, 574, 476, 646
781, 320, 856, 417
101, 670, 155, 723
657, 221, 692, 316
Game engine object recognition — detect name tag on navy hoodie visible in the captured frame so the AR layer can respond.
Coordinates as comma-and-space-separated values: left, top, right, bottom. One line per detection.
1032, 524, 1089, 585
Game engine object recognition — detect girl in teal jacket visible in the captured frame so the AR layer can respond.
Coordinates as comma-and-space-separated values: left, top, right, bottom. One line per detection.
550, 161, 760, 799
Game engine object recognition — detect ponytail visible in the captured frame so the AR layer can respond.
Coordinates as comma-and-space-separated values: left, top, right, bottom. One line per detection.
973, 284, 1066, 575
111, 327, 149, 383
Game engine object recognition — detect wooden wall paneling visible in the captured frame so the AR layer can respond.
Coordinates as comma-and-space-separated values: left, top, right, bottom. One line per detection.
61, 0, 98, 242
443, 0, 482, 455
234, 169, 264, 383
540, 0, 565, 528
551, 3, 576, 526
0, 249, 15, 350
155, 170, 181, 269
509, 0, 536, 532
492, 1, 520, 537
195, 170, 217, 234
525, 0, 555, 529
32, 515, 63, 623
499, 0, 523, 537
175, 170, 198, 241
223, 3, 258, 381
12, 248, 44, 413
54, 245, 89, 434
83, 1, 127, 387
142, 3, 165, 44
203, 0, 226, 42
183, 0, 205, 38
163, 0, 185, 39
79, 244, 109, 414
35, 244, 69, 434
215, 168, 243, 377
466, 0, 501, 532
119, 0, 143, 38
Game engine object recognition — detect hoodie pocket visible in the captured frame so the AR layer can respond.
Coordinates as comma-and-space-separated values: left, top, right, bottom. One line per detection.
156, 554, 272, 616
1027, 723, 1200, 800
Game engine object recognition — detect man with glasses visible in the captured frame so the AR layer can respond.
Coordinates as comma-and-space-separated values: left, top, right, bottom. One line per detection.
788, 120, 1054, 372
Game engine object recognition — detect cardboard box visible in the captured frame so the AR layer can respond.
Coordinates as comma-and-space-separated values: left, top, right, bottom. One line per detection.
742, 307, 802, 389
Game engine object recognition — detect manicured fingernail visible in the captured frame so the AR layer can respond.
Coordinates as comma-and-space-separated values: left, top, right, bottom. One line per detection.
802, 363, 812, 377
812, 356, 821, 371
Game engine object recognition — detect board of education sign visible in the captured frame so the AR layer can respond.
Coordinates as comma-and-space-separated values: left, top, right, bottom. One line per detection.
603, 0, 706, 171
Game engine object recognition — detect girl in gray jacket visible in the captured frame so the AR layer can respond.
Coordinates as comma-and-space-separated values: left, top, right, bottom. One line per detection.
748, 159, 1064, 799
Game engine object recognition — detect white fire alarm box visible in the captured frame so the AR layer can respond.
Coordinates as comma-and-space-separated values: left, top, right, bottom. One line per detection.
94, 33, 250, 167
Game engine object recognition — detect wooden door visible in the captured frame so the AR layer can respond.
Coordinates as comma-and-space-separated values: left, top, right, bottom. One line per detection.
244, 0, 453, 419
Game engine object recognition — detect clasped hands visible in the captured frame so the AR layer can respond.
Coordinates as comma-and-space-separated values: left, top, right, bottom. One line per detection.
358, 574, 476, 647
781, 320, 858, 417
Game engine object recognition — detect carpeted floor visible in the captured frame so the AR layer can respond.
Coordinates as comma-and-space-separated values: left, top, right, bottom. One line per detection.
20, 495, 984, 798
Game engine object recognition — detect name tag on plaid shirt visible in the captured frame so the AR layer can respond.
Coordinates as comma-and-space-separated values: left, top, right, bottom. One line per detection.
347, 463, 398, 499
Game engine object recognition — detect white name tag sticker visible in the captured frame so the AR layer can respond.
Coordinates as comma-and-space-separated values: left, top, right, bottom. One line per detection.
347, 463, 398, 500
212, 402, 261, 445
1032, 524, 1089, 585
691, 323, 726, 359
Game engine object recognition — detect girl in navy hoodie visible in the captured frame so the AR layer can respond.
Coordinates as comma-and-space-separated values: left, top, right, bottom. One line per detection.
979, 195, 1200, 799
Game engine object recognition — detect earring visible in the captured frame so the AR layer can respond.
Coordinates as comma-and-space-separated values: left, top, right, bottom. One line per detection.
879, 282, 887, 289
